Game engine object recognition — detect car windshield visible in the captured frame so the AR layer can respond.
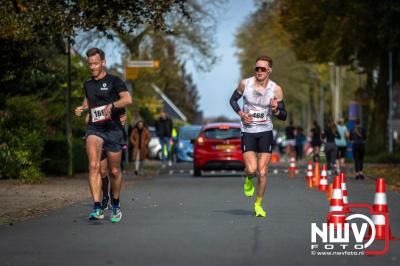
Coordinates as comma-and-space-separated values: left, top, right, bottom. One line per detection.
203, 127, 240, 140
180, 128, 201, 140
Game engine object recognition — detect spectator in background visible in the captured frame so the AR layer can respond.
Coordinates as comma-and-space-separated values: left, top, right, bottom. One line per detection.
322, 118, 340, 178
295, 126, 306, 162
335, 118, 349, 173
155, 111, 173, 167
130, 120, 150, 175
285, 120, 296, 160
350, 118, 367, 180
310, 120, 322, 163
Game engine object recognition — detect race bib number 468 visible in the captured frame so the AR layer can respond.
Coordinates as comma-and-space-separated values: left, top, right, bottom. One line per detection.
90, 105, 111, 123
249, 109, 268, 123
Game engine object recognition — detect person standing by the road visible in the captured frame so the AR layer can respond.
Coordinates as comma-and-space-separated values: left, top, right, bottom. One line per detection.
75, 47, 132, 222
310, 120, 322, 162
130, 120, 151, 175
322, 118, 340, 178
295, 126, 306, 162
335, 118, 349, 173
155, 111, 173, 167
230, 55, 287, 217
285, 120, 296, 160
350, 118, 367, 180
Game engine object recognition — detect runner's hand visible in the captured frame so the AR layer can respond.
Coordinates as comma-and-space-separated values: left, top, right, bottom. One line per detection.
239, 111, 253, 124
270, 98, 278, 113
75, 106, 85, 117
119, 114, 127, 126
103, 104, 113, 117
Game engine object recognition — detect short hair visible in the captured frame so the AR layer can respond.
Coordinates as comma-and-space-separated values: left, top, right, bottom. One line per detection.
256, 55, 273, 67
86, 47, 105, 60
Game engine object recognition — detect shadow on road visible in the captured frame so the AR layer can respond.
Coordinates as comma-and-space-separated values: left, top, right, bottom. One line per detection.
213, 209, 253, 216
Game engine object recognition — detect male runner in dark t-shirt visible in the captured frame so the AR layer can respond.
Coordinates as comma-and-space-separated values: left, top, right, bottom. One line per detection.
75, 47, 132, 223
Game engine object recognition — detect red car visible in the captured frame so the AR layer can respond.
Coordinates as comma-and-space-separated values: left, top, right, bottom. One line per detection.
193, 122, 244, 176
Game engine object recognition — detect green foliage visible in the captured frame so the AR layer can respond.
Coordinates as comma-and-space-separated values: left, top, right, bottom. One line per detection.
0, 96, 47, 182
277, 0, 400, 152
364, 152, 400, 164
42, 136, 88, 175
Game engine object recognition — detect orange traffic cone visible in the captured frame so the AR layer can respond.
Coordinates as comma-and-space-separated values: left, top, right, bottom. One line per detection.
327, 184, 333, 201
319, 165, 328, 191
289, 157, 296, 177
313, 162, 320, 187
366, 178, 397, 240
306, 161, 312, 179
340, 172, 350, 213
327, 175, 346, 229
306, 161, 313, 188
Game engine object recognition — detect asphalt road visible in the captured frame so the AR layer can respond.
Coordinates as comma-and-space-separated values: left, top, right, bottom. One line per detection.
1, 162, 399, 266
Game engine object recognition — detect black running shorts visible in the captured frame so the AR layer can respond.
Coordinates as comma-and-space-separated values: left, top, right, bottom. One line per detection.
337, 146, 347, 159
85, 127, 125, 153
241, 131, 274, 153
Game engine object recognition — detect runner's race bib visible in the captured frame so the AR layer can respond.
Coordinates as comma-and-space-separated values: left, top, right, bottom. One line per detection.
90, 105, 111, 123
249, 108, 268, 124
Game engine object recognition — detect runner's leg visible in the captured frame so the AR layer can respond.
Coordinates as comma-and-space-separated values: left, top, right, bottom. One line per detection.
108, 151, 123, 200
86, 135, 104, 219
100, 154, 110, 210
256, 153, 272, 198
243, 151, 257, 197
107, 150, 123, 222
86, 135, 103, 203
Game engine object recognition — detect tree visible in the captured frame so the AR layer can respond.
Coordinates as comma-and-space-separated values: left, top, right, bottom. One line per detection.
278, 0, 400, 152
1, 0, 191, 176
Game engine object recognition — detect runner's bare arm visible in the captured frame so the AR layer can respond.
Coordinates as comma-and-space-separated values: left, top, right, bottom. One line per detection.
75, 98, 88, 117
104, 91, 132, 116
114, 91, 132, 108
271, 85, 287, 121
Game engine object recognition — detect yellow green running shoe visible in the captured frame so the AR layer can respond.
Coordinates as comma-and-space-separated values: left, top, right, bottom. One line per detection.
254, 204, 266, 217
243, 176, 255, 197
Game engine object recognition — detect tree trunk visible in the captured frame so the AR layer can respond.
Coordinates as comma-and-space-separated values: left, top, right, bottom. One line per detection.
66, 39, 73, 176
368, 51, 389, 153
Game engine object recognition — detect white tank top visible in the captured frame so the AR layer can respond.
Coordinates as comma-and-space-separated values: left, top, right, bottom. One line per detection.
241, 77, 275, 133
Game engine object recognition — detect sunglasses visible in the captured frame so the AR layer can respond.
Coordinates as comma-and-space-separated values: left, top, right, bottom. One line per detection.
254, 66, 268, 72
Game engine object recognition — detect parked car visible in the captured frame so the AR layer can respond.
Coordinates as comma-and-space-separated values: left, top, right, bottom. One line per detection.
174, 125, 202, 162
193, 122, 244, 176
148, 126, 162, 160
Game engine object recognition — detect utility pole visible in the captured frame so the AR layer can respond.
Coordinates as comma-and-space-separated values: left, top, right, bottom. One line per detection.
329, 62, 335, 119
388, 51, 393, 152
66, 38, 73, 176
319, 85, 324, 130
335, 66, 341, 120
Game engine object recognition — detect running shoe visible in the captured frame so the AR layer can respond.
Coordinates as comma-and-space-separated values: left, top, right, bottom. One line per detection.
110, 206, 122, 223
254, 204, 266, 218
101, 197, 109, 210
89, 207, 104, 220
243, 176, 255, 197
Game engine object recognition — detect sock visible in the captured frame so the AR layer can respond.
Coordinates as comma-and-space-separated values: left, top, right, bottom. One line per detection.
101, 176, 109, 198
255, 197, 263, 206
246, 173, 256, 180
94, 202, 101, 209
112, 198, 120, 208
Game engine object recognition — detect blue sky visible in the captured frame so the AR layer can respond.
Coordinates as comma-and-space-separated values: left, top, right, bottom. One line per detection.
187, 0, 256, 120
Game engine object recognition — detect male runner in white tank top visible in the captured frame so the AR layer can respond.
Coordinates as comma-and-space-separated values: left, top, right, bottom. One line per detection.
230, 55, 287, 217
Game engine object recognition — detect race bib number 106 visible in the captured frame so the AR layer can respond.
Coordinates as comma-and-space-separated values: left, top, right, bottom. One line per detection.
90, 105, 111, 123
